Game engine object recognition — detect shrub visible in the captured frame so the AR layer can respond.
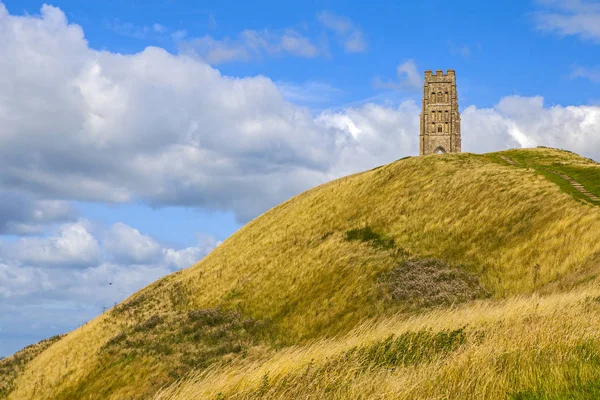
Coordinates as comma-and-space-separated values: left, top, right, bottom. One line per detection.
381, 258, 487, 308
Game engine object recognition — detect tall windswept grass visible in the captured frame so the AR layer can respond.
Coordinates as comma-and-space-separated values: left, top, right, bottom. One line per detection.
154, 287, 600, 399
7, 148, 600, 399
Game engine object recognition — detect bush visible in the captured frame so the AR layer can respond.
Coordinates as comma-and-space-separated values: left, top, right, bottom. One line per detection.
381, 258, 487, 308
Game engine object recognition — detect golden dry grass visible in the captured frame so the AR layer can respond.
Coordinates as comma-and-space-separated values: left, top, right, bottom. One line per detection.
7, 148, 600, 399
154, 286, 600, 399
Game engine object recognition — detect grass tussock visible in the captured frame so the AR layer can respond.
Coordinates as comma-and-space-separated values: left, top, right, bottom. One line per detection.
7, 148, 600, 400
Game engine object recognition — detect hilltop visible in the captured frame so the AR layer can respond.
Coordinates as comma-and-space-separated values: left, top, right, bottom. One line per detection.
3, 147, 600, 399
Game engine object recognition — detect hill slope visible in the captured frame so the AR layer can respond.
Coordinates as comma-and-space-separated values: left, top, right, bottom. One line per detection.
5, 147, 600, 399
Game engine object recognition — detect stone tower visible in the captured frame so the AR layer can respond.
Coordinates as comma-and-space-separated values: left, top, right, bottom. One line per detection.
419, 69, 461, 155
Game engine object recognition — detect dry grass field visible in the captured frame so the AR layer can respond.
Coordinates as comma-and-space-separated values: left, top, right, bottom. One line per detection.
3, 147, 600, 399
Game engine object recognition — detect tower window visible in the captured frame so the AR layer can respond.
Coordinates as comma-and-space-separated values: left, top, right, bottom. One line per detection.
438, 125, 443, 133
438, 92, 443, 103
431, 92, 436, 102
444, 92, 449, 102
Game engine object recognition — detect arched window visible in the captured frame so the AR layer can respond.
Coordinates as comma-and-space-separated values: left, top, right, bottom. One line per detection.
438, 111, 443, 121
438, 125, 443, 133
431, 123, 436, 133
444, 92, 449, 103
444, 122, 449, 133
445, 110, 449, 121
438, 92, 443, 103
431, 92, 436, 103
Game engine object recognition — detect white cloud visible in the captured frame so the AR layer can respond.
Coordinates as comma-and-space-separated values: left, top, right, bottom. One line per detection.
2, 3, 600, 229
572, 65, 600, 82
0, 5, 333, 222
373, 59, 422, 91
179, 28, 320, 64
533, 0, 600, 41
462, 95, 600, 158
104, 19, 153, 39
0, 192, 77, 235
316, 101, 421, 176
0, 221, 219, 304
319, 95, 600, 168
164, 234, 221, 270
276, 81, 344, 108
103, 223, 162, 264
0, 219, 219, 356
317, 11, 367, 53
6, 221, 101, 268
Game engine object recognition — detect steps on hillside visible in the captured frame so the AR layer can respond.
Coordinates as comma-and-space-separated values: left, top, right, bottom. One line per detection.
498, 154, 600, 203
498, 155, 518, 166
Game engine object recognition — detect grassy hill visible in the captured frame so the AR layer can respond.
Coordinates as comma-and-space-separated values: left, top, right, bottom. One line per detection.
4, 147, 600, 399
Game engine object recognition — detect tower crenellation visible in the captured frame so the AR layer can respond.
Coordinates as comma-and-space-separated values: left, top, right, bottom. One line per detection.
419, 69, 461, 155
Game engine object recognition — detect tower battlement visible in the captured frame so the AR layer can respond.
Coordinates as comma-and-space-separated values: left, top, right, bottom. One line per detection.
419, 69, 461, 155
424, 69, 456, 82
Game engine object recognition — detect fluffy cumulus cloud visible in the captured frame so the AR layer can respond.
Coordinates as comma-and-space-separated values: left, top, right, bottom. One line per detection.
462, 96, 600, 158
2, 3, 600, 225
317, 101, 421, 175
103, 223, 162, 264
0, 219, 220, 356
0, 220, 219, 302
6, 221, 101, 268
0, 3, 338, 223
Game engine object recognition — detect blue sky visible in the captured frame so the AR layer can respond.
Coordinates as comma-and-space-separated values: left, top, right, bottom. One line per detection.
1, 0, 600, 357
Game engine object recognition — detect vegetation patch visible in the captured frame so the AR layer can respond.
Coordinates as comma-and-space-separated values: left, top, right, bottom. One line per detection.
492, 148, 600, 204
110, 292, 149, 316
57, 307, 274, 398
510, 381, 600, 400
103, 307, 268, 369
345, 226, 395, 250
347, 328, 466, 369
381, 258, 488, 308
0, 334, 63, 399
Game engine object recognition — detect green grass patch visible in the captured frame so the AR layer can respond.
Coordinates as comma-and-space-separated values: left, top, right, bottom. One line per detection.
345, 226, 395, 250
510, 380, 600, 400
491, 148, 600, 204
347, 328, 466, 369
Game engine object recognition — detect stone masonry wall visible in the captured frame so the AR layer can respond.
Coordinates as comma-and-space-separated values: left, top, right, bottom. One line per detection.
419, 69, 461, 155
